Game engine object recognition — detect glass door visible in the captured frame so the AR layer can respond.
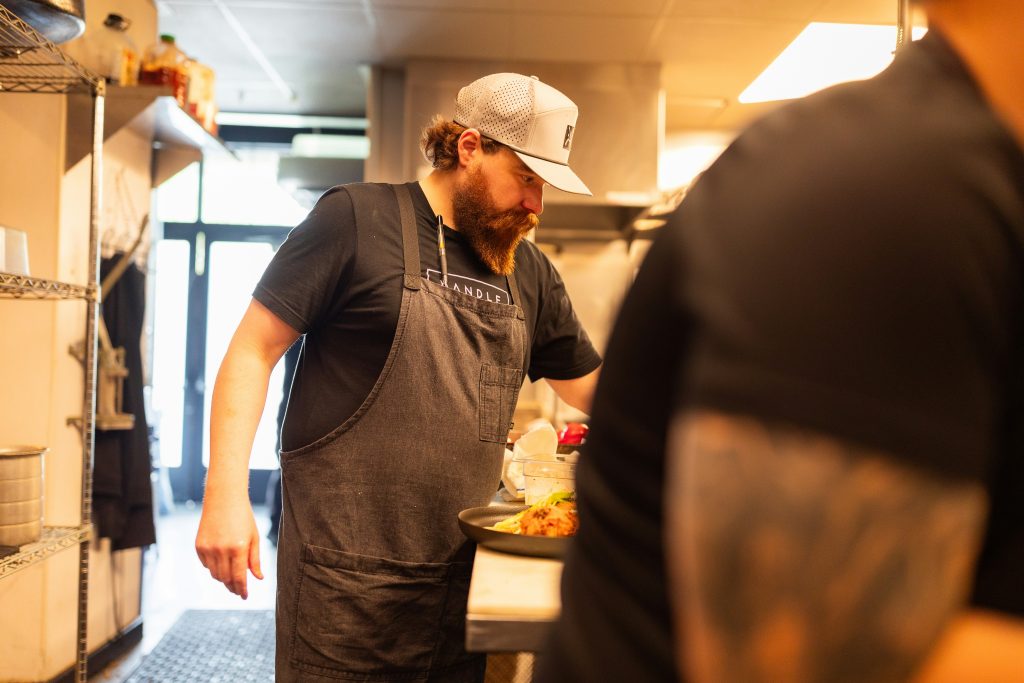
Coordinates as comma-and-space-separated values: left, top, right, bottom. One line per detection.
154, 223, 290, 503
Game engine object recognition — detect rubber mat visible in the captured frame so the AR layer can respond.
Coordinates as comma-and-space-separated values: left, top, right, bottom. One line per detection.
124, 610, 275, 682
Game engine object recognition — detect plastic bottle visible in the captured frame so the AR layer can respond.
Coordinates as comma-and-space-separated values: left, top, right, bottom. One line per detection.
140, 34, 190, 107
99, 13, 139, 86
186, 60, 218, 133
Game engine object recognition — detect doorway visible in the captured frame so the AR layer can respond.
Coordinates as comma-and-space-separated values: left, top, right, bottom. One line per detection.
151, 222, 290, 504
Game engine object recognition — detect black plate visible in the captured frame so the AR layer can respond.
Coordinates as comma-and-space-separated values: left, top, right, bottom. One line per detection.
458, 504, 569, 559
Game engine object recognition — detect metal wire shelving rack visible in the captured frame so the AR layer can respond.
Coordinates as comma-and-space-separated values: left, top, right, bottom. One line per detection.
0, 5, 103, 683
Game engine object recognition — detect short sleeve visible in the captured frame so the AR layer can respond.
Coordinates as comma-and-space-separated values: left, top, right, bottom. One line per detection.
526, 246, 602, 382
253, 187, 356, 333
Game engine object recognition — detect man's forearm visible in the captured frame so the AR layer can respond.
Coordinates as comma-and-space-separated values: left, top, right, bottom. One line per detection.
546, 366, 600, 414
206, 343, 276, 502
666, 410, 988, 683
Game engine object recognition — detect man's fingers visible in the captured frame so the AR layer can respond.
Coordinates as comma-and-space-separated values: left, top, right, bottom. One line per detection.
249, 535, 264, 581
229, 545, 250, 599
197, 541, 250, 597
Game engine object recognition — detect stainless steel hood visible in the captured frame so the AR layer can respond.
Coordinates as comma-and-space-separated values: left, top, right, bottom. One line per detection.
366, 60, 662, 209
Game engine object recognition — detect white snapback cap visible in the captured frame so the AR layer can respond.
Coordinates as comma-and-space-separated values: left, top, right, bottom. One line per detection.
454, 73, 592, 196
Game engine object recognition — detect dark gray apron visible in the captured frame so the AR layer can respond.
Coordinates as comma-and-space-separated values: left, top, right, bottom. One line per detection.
275, 183, 527, 682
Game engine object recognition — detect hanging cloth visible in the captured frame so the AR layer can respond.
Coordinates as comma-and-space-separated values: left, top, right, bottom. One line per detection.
92, 255, 156, 550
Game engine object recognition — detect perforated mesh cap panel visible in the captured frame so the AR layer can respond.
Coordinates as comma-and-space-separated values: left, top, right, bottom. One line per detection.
455, 73, 535, 149
450, 72, 592, 195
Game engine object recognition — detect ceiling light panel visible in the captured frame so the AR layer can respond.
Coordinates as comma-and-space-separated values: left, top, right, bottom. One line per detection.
739, 22, 928, 103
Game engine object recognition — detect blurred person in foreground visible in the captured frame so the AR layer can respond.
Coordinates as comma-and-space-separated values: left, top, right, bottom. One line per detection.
195, 73, 601, 682
537, 1, 1024, 681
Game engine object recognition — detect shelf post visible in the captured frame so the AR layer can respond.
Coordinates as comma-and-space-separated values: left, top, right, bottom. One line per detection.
75, 77, 104, 683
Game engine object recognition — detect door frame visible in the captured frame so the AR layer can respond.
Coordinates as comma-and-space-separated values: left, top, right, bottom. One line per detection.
163, 222, 290, 503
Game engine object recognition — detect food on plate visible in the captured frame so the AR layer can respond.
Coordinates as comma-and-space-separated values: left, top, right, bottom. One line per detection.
488, 491, 578, 537
520, 500, 578, 537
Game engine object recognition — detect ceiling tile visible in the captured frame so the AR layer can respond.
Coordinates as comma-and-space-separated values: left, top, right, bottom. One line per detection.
372, 0, 669, 15
230, 6, 376, 60
370, 0, 518, 9
209, 0, 364, 6
514, 0, 669, 16
670, 0, 823, 21
814, 0, 926, 25
375, 8, 515, 61
158, 5, 251, 74
663, 24, 804, 96
509, 14, 659, 63
655, 18, 804, 63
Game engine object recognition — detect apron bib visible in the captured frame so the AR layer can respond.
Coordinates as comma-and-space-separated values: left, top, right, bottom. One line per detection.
275, 184, 527, 682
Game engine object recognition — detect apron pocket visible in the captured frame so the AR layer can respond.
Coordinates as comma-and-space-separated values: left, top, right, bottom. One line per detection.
291, 543, 452, 678
479, 364, 522, 443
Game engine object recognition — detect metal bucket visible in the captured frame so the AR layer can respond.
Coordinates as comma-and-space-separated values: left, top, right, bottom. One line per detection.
0, 0, 85, 44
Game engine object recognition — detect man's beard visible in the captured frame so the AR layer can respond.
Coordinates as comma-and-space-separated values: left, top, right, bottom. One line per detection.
452, 167, 539, 275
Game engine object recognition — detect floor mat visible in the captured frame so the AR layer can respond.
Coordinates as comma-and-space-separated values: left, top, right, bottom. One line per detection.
125, 610, 275, 682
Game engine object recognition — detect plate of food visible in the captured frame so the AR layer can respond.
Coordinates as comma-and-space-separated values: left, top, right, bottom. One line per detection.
458, 491, 578, 559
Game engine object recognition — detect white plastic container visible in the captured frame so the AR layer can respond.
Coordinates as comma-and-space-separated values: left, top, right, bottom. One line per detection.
523, 457, 576, 505
502, 422, 558, 500
0, 226, 30, 276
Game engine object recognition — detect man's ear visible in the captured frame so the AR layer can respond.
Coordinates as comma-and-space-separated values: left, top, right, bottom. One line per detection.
457, 129, 483, 167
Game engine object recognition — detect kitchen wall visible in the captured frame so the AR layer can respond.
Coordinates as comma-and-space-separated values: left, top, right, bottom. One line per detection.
0, 1, 156, 678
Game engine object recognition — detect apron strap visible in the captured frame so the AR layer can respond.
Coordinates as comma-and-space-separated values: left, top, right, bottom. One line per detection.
506, 270, 526, 320
393, 184, 421, 291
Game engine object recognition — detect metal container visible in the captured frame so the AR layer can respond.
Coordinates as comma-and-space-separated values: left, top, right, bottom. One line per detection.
0, 446, 45, 480
0, 497, 41, 525
0, 475, 41, 502
0, 519, 42, 546
0, 446, 45, 546
1, 0, 85, 44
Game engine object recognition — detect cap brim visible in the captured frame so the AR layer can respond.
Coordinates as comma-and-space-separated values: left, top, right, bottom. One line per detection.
513, 151, 592, 196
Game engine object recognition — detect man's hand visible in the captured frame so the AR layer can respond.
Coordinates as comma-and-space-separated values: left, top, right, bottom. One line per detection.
195, 494, 264, 599
196, 298, 297, 599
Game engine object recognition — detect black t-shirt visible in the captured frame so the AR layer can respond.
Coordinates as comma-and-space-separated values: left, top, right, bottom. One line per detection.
539, 31, 1024, 683
254, 181, 600, 451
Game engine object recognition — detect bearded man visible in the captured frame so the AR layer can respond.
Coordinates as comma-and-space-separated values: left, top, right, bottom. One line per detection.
196, 73, 601, 682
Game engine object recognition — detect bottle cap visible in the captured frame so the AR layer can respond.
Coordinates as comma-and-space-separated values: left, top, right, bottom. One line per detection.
103, 13, 130, 30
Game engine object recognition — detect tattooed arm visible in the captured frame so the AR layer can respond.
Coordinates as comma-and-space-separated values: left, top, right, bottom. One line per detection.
665, 410, 989, 683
